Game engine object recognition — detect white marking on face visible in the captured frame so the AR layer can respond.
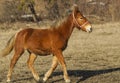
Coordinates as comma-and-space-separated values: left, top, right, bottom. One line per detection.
85, 25, 92, 32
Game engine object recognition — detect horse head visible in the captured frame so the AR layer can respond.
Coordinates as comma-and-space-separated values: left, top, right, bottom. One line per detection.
72, 4, 92, 32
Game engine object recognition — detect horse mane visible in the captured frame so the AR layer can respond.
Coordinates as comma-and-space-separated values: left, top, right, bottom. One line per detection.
50, 6, 75, 28
51, 17, 68, 28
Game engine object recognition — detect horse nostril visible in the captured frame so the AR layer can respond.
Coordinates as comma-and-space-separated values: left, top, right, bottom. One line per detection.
86, 27, 92, 33
90, 28, 92, 32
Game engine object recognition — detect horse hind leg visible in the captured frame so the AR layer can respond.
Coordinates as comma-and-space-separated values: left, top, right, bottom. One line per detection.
7, 49, 24, 82
43, 55, 58, 82
27, 53, 40, 82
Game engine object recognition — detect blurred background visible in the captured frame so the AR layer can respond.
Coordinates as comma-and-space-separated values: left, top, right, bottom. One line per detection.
0, 0, 120, 24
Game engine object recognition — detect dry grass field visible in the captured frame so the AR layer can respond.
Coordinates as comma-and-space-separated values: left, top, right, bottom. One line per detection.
0, 22, 120, 83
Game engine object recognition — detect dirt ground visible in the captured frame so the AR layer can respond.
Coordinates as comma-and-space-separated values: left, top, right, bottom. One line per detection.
0, 22, 120, 83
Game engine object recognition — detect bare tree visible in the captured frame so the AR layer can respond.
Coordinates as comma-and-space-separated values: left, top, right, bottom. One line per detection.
19, 0, 39, 22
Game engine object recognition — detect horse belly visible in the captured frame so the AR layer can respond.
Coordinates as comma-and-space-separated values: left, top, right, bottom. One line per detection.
28, 47, 51, 56
26, 36, 52, 55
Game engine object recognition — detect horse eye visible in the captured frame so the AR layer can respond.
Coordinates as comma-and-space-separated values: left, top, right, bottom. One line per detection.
79, 18, 83, 20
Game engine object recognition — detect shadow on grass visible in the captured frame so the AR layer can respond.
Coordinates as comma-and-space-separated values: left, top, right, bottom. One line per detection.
11, 67, 120, 83
51, 67, 120, 83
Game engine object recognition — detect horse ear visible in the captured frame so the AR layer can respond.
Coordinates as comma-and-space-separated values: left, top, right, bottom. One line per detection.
65, 4, 79, 16
72, 4, 79, 16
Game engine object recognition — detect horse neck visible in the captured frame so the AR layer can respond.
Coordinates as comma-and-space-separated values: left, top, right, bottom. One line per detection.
57, 15, 74, 40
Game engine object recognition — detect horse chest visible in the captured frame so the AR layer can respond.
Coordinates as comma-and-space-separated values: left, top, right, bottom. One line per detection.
51, 39, 68, 51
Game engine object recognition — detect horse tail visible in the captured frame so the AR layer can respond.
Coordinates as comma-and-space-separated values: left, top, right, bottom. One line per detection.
0, 34, 16, 57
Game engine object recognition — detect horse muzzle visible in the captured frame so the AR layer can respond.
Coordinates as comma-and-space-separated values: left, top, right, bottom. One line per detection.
85, 25, 92, 33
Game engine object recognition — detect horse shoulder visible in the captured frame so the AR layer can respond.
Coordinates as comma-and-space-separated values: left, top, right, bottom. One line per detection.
50, 30, 68, 51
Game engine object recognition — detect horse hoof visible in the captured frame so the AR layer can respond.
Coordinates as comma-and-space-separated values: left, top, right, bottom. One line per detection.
35, 77, 47, 83
65, 79, 71, 83
43, 77, 48, 82
43, 80, 47, 83
7, 79, 11, 83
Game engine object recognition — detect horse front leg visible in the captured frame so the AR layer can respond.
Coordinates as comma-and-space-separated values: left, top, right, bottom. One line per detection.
43, 55, 58, 82
53, 50, 70, 83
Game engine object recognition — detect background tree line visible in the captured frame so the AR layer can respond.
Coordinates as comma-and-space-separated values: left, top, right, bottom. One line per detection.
0, 0, 120, 23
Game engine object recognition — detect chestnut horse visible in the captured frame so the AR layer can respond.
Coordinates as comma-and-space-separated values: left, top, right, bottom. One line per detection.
0, 5, 92, 83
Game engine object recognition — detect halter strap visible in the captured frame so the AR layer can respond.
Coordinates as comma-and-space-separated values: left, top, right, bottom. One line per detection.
73, 12, 88, 28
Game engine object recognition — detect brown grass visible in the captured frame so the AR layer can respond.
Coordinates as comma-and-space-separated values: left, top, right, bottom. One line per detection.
0, 22, 120, 83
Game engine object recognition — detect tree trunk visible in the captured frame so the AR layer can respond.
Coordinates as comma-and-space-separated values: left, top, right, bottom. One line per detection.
28, 3, 39, 22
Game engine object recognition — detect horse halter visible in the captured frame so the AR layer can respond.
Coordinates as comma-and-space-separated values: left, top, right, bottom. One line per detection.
73, 12, 88, 28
